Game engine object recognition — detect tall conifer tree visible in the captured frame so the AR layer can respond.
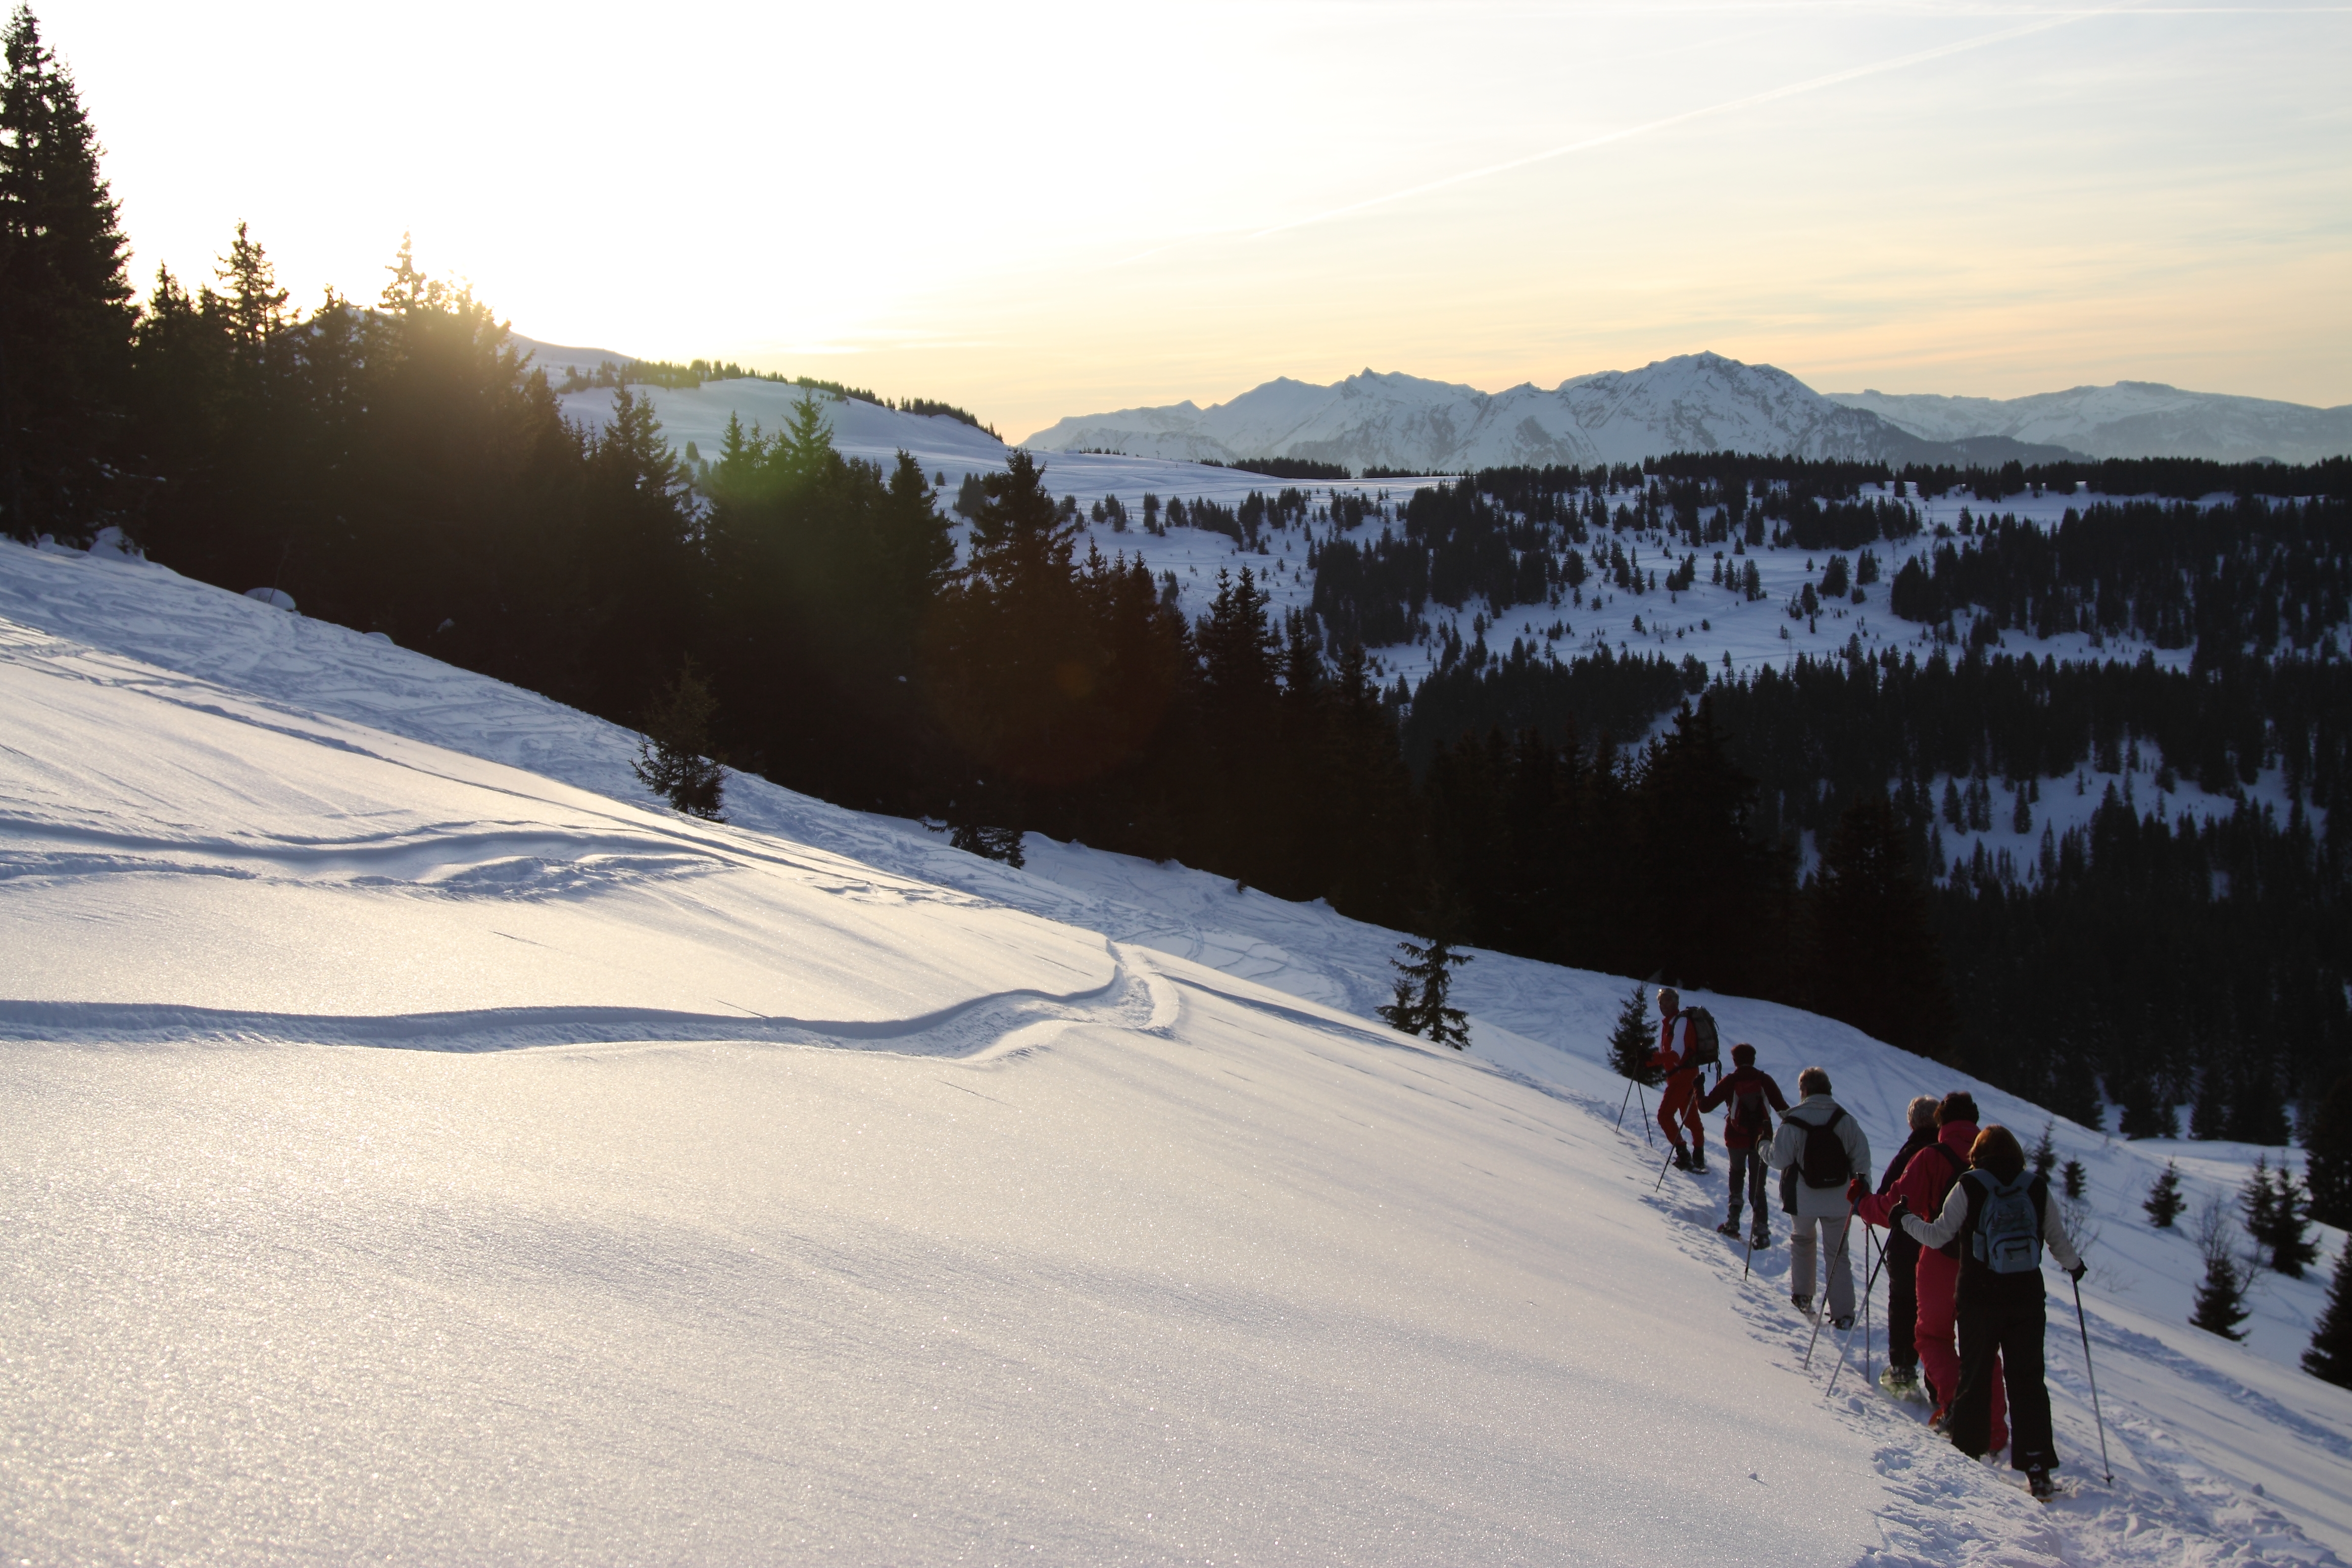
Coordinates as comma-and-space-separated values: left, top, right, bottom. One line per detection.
0, 4, 133, 541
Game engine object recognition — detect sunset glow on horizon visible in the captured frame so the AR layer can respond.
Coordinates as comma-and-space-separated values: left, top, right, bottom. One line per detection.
46, 0, 2352, 438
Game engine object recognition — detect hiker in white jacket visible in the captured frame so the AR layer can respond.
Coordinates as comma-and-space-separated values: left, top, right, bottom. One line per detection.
1767, 1066, 1872, 1325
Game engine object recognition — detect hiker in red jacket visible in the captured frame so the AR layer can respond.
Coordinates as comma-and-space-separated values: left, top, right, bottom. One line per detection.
1698, 1043, 1788, 1246
1854, 1090, 2002, 1444
1649, 988, 1708, 1172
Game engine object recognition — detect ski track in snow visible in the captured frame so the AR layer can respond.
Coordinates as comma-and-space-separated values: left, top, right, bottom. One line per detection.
3, 536, 2349, 1567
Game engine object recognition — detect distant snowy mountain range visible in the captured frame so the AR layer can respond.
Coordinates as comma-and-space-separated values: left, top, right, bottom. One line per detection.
514, 336, 2349, 473
1023, 353, 2352, 470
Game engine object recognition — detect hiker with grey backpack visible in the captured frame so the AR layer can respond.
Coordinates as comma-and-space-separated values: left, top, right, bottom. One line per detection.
1896, 1122, 2086, 1500
1767, 1067, 1871, 1328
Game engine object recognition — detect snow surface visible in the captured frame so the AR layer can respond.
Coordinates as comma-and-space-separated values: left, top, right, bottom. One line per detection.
5, 537, 2351, 1565
1827, 384, 2352, 467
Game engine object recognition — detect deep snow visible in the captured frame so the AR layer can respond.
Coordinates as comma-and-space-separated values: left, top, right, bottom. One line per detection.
4, 537, 2350, 1566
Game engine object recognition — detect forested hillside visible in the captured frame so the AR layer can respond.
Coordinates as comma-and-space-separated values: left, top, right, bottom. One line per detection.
5, 2, 2347, 1176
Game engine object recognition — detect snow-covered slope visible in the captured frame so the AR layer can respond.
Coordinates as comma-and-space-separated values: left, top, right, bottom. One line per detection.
1827, 384, 2352, 465
5, 538, 2350, 1566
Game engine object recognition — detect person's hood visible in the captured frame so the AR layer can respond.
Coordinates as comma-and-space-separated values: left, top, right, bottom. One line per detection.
1787, 1094, 1840, 1122
1937, 1120, 1978, 1155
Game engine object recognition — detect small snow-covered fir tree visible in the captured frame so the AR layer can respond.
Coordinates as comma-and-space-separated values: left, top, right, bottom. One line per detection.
2304, 1243, 2352, 1389
2244, 1158, 2320, 1277
2144, 1160, 2186, 1228
2190, 1201, 2252, 1341
2031, 1122, 2058, 1180
1605, 983, 1662, 1086
631, 661, 726, 821
1378, 936, 1470, 1049
2062, 1158, 2087, 1201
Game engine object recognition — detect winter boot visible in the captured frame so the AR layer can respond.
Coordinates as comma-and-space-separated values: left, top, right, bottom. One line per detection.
1689, 1147, 1708, 1174
1834, 1314, 1855, 1331
1671, 1145, 1692, 1172
1750, 1224, 1771, 1249
1879, 1364, 1922, 1400
1791, 1293, 1813, 1316
1716, 1220, 1741, 1239
2027, 1467, 2055, 1501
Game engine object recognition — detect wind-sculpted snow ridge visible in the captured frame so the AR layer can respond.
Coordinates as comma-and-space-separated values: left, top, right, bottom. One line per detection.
3, 537, 2350, 1567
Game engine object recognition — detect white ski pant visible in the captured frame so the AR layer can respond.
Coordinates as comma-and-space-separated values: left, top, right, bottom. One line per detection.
1790, 1214, 1855, 1319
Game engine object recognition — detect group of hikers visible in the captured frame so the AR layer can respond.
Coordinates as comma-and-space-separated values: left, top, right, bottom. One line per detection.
1644, 987, 2089, 1501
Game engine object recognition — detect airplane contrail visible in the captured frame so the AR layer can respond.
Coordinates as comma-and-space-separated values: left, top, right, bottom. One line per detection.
1246, 8, 2111, 242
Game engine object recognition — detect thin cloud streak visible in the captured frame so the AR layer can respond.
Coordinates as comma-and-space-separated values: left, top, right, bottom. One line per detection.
1246, 8, 2109, 242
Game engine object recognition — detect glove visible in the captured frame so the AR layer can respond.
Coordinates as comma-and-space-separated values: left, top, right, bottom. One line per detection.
1847, 1176, 1870, 1206
2069, 1262, 2088, 1283
1888, 1197, 1910, 1226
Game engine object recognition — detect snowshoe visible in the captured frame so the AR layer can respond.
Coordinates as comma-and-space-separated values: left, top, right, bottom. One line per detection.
1750, 1228, 1771, 1250
1791, 1293, 1813, 1316
1671, 1145, 1692, 1172
1689, 1149, 1708, 1174
1716, 1221, 1741, 1239
1879, 1365, 1923, 1401
1927, 1405, 1951, 1433
2027, 1467, 2055, 1501
1833, 1314, 1855, 1331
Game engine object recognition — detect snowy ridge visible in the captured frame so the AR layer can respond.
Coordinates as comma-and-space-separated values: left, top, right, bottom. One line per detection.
1023, 353, 1958, 471
3, 538, 2350, 1566
1828, 383, 2352, 466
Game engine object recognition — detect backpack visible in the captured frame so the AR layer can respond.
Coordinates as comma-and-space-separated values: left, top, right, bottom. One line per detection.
1968, 1172, 2045, 1274
1677, 1007, 1720, 1070
1800, 1105, 1853, 1188
1733, 1082, 1773, 1142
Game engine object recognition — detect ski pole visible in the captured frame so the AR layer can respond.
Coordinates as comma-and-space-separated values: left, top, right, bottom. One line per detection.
2072, 1275, 2114, 1485
1828, 1226, 1889, 1397
1653, 1147, 1677, 1192
1616, 1076, 1636, 1130
1803, 1205, 1855, 1372
1637, 1083, 1652, 1146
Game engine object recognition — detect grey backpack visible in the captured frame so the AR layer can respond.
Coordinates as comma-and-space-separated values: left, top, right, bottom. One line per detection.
1969, 1172, 2044, 1274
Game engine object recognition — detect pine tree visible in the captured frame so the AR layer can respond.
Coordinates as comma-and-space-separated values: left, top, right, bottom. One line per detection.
2306, 1072, 2352, 1228
2304, 1243, 2352, 1389
1606, 982, 1662, 1085
2144, 1160, 2186, 1228
2190, 1202, 2252, 1341
2244, 1158, 2320, 1277
2032, 1122, 2058, 1179
631, 660, 726, 820
0, 3, 136, 541
2062, 1158, 2087, 1200
1378, 936, 1471, 1049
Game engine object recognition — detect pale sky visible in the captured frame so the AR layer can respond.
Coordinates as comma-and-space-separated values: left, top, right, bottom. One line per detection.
46, 0, 2352, 439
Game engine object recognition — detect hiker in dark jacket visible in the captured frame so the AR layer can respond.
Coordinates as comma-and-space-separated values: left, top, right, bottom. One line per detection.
1767, 1067, 1870, 1325
1873, 1096, 1940, 1397
1698, 1043, 1787, 1247
1898, 1123, 2085, 1500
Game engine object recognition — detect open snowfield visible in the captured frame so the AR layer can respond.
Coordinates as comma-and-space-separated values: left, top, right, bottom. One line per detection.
5, 537, 2350, 1565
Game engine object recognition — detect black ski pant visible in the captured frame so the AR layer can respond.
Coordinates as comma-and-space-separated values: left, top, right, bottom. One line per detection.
1883, 1228, 1921, 1371
1950, 1287, 2057, 1471
1725, 1146, 1768, 1231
